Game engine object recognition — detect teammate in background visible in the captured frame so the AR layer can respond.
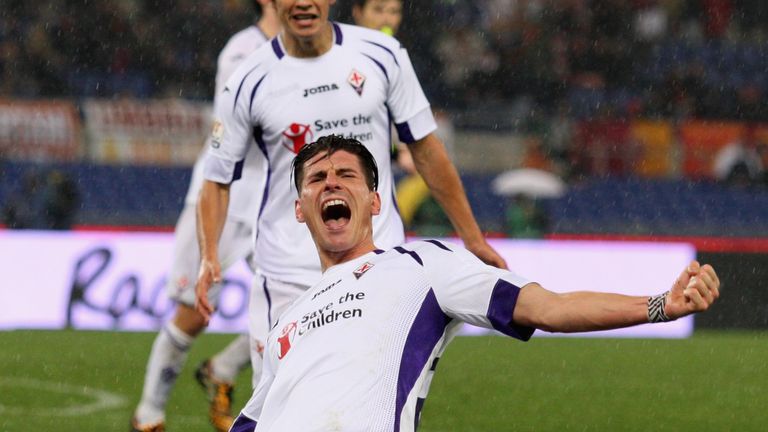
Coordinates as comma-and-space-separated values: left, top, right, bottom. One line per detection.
229, 135, 720, 431
130, 2, 280, 432
349, 0, 457, 233
351, 0, 403, 36
194, 0, 506, 415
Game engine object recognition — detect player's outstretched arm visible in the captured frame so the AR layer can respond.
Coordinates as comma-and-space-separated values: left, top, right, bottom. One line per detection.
409, 132, 508, 269
512, 261, 720, 333
195, 179, 231, 323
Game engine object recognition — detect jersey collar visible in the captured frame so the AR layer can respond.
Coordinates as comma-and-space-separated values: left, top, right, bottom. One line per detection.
271, 22, 343, 60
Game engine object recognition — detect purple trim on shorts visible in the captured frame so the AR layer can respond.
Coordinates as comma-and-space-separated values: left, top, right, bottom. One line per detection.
414, 397, 426, 431
486, 279, 535, 341
332, 22, 343, 45
394, 289, 451, 431
230, 413, 257, 432
262, 277, 273, 329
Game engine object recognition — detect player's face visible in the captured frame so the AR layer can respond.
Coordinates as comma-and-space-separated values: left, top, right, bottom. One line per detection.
353, 0, 402, 35
273, 0, 336, 40
295, 150, 380, 256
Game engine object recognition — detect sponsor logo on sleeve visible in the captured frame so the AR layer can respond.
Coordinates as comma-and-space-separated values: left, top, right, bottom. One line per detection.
347, 69, 366, 96
211, 120, 224, 148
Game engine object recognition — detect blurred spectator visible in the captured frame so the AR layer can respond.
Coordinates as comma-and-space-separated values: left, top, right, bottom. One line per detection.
503, 194, 549, 238
43, 169, 80, 229
2, 170, 46, 229
2, 169, 80, 229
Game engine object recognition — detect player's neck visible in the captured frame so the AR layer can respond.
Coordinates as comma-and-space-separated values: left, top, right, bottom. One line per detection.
281, 24, 334, 58
257, 7, 280, 39
319, 242, 376, 272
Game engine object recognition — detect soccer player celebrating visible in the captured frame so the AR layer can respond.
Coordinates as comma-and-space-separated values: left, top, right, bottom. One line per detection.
229, 135, 720, 431
195, 0, 506, 414
130, 2, 280, 431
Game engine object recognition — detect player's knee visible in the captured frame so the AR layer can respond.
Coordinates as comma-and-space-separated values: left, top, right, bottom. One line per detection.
173, 303, 208, 336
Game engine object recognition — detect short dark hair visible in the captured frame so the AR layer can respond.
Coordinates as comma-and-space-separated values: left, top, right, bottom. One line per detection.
292, 135, 379, 193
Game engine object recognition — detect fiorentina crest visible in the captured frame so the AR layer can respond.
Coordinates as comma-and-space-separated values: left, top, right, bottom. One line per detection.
348, 69, 366, 96
353, 261, 374, 279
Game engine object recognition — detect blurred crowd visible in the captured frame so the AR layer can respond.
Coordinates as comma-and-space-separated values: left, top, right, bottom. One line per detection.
3, 0, 768, 122
3, 0, 768, 236
0, 0, 252, 99
416, 0, 768, 121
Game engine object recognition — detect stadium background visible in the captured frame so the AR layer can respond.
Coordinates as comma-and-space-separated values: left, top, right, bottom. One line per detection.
1, 0, 767, 430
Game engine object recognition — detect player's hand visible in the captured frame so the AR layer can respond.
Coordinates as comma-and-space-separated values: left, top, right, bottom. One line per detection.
466, 240, 508, 270
195, 257, 221, 324
665, 260, 720, 319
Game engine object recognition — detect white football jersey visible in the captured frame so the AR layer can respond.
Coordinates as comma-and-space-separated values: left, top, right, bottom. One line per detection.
203, 22, 437, 286
241, 240, 534, 431
185, 25, 270, 222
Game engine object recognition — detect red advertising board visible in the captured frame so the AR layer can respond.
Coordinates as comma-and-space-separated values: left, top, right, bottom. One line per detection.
0, 99, 82, 161
82, 98, 211, 165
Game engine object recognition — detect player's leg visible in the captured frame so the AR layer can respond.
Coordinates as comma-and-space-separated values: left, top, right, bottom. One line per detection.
132, 305, 205, 430
192, 218, 254, 431
132, 205, 205, 430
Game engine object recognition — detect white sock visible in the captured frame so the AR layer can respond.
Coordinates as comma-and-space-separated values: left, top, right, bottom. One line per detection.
210, 333, 252, 383
134, 322, 194, 425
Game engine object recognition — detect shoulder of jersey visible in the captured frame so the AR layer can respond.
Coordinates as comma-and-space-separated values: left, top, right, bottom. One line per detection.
336, 22, 402, 52
224, 25, 266, 53
224, 38, 280, 85
378, 239, 460, 263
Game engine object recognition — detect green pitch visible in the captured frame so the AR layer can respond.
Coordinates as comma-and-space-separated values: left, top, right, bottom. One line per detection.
0, 330, 765, 431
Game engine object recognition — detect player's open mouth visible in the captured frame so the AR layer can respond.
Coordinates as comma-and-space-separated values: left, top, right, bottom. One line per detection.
292, 13, 319, 26
322, 199, 351, 230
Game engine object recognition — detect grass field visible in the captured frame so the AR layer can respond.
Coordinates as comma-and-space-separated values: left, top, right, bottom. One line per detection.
0, 330, 766, 431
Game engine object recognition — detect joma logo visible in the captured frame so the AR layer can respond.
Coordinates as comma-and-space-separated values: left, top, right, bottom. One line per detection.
303, 83, 339, 97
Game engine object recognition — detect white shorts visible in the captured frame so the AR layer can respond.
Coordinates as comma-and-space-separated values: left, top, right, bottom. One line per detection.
166, 204, 255, 307
248, 273, 308, 347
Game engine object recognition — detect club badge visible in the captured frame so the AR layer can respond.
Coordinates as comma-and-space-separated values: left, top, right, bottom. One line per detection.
353, 261, 375, 279
348, 69, 366, 96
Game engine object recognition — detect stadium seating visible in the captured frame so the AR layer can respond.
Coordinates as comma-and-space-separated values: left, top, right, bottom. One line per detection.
3, 161, 766, 237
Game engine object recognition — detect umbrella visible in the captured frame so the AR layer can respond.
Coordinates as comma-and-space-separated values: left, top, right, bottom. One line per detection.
491, 168, 567, 198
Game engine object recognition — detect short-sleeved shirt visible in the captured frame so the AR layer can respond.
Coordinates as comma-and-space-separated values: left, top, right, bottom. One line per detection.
184, 25, 269, 223
241, 240, 535, 431
203, 22, 437, 286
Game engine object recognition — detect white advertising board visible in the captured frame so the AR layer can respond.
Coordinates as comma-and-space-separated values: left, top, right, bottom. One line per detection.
0, 231, 695, 337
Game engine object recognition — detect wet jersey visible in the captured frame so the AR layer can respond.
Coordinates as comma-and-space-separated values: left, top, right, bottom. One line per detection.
203, 22, 437, 286
240, 240, 534, 432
